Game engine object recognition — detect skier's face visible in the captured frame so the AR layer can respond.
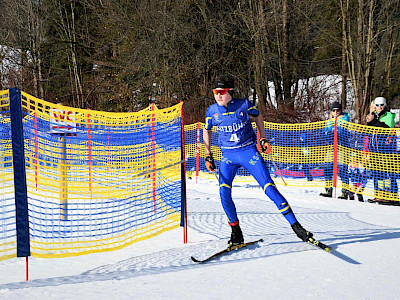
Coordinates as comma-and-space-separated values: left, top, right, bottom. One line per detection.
213, 88, 232, 108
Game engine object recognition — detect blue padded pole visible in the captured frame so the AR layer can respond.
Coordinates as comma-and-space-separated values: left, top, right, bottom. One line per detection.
180, 102, 187, 243
9, 88, 30, 257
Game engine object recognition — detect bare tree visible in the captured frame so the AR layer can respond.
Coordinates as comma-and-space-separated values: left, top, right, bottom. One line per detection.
342, 0, 399, 122
341, 0, 348, 109
0, 0, 45, 95
1, 0, 399, 122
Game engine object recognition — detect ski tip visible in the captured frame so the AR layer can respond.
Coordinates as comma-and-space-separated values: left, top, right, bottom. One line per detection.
191, 256, 201, 263
318, 242, 332, 253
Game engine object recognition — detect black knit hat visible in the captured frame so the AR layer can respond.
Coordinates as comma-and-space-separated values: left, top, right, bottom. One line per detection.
331, 101, 342, 111
213, 74, 235, 89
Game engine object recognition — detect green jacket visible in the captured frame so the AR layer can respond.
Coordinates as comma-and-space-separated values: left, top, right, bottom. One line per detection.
367, 109, 396, 128
379, 111, 396, 128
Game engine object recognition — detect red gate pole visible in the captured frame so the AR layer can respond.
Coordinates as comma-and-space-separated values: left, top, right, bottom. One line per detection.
151, 103, 156, 213
196, 122, 200, 183
26, 257, 29, 281
87, 111, 92, 199
332, 117, 338, 198
34, 111, 38, 190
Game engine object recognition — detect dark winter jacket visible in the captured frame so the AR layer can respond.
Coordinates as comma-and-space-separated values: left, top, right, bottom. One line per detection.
365, 108, 396, 153
367, 108, 395, 129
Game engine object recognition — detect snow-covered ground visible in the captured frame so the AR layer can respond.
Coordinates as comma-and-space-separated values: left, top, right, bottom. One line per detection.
1, 178, 400, 299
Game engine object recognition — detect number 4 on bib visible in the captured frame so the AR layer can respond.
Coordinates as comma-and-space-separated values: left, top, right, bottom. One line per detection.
229, 133, 239, 143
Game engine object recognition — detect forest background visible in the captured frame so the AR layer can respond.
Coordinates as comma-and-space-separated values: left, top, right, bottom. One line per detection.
0, 0, 399, 124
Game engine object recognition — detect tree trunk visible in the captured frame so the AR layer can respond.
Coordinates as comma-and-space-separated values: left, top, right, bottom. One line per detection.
253, 0, 267, 115
282, 0, 292, 109
341, 0, 348, 110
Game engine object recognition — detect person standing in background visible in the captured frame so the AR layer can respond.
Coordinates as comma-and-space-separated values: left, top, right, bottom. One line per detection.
320, 102, 351, 199
365, 97, 398, 204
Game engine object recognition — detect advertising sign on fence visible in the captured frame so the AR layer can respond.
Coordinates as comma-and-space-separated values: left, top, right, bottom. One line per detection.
50, 107, 77, 134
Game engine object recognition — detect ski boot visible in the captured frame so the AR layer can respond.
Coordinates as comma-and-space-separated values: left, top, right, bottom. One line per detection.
320, 188, 333, 198
367, 198, 380, 203
228, 224, 244, 248
291, 221, 313, 243
338, 189, 349, 199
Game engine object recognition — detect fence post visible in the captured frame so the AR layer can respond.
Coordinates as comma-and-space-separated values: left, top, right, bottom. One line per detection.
59, 135, 68, 220
9, 88, 31, 277
332, 117, 338, 198
180, 102, 187, 244
151, 103, 156, 213
87, 110, 92, 200
34, 111, 38, 191
196, 122, 200, 183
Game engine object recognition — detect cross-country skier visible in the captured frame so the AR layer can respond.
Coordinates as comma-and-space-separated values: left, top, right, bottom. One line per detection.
203, 73, 314, 247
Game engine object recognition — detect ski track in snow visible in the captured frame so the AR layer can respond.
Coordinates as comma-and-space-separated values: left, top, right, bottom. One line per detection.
1, 178, 400, 300
2, 179, 399, 291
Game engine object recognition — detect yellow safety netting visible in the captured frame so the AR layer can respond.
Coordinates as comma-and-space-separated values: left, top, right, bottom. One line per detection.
1, 89, 184, 260
0, 89, 16, 261
184, 119, 400, 203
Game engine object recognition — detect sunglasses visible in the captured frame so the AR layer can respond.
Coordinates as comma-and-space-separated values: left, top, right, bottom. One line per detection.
375, 104, 385, 107
212, 88, 231, 95
332, 108, 341, 112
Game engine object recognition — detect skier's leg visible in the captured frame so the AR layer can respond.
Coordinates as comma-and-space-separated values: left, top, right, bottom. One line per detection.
240, 147, 298, 225
218, 155, 240, 225
241, 147, 314, 241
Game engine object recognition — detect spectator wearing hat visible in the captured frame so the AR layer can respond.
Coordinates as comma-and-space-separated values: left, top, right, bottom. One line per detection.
366, 97, 395, 128
320, 101, 351, 198
365, 97, 397, 204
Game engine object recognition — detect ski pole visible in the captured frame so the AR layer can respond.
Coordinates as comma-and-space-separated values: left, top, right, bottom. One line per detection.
268, 154, 287, 186
213, 170, 219, 181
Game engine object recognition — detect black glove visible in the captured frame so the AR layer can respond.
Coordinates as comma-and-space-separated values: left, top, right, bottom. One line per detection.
291, 221, 313, 242
205, 154, 216, 172
259, 138, 272, 154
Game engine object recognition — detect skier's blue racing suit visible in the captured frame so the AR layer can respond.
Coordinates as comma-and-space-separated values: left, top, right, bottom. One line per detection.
204, 98, 298, 226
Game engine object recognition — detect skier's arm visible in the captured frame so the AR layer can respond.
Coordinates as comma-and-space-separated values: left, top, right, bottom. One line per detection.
203, 128, 216, 171
254, 114, 266, 139
254, 114, 272, 154
203, 128, 212, 155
